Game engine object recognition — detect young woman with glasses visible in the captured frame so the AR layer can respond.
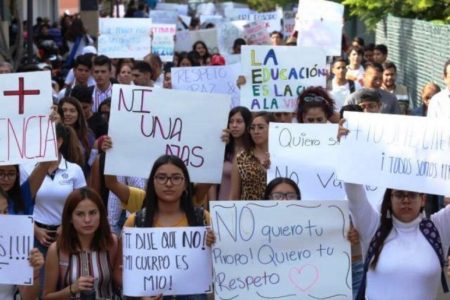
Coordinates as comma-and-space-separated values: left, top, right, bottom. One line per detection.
264, 177, 301, 200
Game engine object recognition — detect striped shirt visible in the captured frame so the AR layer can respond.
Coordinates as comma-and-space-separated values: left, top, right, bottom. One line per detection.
92, 83, 113, 112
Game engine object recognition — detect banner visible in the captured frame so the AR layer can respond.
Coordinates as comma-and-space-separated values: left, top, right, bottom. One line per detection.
337, 112, 450, 195
0, 71, 57, 165
211, 200, 351, 299
98, 18, 152, 59
244, 22, 271, 45
149, 10, 178, 24
268, 123, 384, 204
0, 215, 34, 285
105, 85, 230, 183
151, 24, 176, 62
240, 46, 327, 112
122, 227, 212, 296
175, 28, 219, 54
155, 3, 188, 16
171, 64, 241, 107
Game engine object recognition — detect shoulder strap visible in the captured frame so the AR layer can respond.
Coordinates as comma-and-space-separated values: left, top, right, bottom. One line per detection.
194, 206, 206, 226
64, 85, 72, 97
348, 80, 356, 93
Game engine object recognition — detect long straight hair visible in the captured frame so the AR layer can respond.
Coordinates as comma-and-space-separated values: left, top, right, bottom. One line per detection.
143, 155, 197, 227
4, 165, 25, 213
224, 106, 252, 161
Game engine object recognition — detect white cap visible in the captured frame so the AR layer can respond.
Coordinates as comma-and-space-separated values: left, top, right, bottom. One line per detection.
82, 45, 97, 55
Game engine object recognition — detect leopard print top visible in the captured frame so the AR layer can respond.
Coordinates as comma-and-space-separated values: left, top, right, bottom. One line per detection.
236, 150, 267, 200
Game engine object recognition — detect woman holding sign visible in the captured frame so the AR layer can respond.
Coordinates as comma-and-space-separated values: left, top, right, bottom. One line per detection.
43, 187, 121, 299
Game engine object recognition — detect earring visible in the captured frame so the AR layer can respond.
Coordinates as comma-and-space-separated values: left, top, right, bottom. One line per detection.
386, 209, 391, 219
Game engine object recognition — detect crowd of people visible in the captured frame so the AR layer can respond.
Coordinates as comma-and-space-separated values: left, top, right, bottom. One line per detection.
1, 2, 450, 300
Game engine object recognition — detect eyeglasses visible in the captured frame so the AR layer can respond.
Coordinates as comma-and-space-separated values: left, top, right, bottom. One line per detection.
303, 94, 326, 103
249, 124, 268, 132
270, 192, 299, 200
154, 173, 185, 185
0, 172, 17, 181
391, 191, 420, 200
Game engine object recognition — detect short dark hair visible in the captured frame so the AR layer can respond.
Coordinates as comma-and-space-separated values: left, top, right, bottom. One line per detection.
297, 86, 335, 122
364, 61, 383, 73
93, 55, 112, 71
374, 44, 388, 55
352, 37, 365, 47
71, 85, 93, 104
74, 54, 92, 69
355, 88, 381, 103
340, 104, 363, 119
270, 31, 283, 40
233, 38, 246, 49
382, 61, 396, 72
264, 177, 301, 200
332, 57, 347, 66
133, 60, 153, 75
364, 43, 375, 51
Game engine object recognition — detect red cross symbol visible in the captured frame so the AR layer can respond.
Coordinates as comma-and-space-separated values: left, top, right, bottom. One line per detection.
3, 77, 40, 114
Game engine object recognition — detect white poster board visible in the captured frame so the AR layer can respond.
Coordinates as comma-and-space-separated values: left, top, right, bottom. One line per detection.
149, 10, 178, 24
283, 11, 296, 36
0, 215, 34, 285
98, 18, 152, 59
240, 46, 327, 112
0, 71, 57, 165
244, 22, 271, 45
337, 112, 450, 195
171, 64, 241, 107
122, 227, 212, 296
217, 21, 246, 58
151, 24, 176, 62
268, 123, 384, 204
211, 200, 351, 299
231, 11, 282, 33
105, 85, 230, 183
175, 28, 219, 54
156, 3, 188, 16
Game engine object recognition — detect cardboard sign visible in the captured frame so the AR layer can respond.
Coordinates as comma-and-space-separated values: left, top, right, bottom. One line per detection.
151, 24, 176, 62
231, 10, 282, 33
217, 21, 246, 57
122, 227, 212, 296
283, 11, 296, 36
268, 123, 385, 204
149, 10, 178, 24
105, 85, 230, 183
0, 215, 34, 285
175, 28, 219, 54
171, 64, 241, 107
211, 200, 352, 299
0, 71, 57, 165
244, 22, 271, 45
99, 18, 152, 59
240, 46, 327, 112
338, 112, 450, 195
155, 3, 188, 16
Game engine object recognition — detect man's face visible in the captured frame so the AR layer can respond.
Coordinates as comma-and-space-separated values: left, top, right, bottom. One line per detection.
74, 65, 91, 85
363, 67, 382, 89
359, 101, 381, 113
93, 64, 111, 86
80, 102, 92, 118
270, 33, 282, 46
132, 70, 150, 86
373, 49, 386, 64
0, 66, 12, 74
364, 50, 374, 63
332, 61, 347, 80
382, 67, 396, 88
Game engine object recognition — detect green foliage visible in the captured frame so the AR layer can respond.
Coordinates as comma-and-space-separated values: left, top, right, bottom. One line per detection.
245, 0, 297, 12
341, 0, 450, 28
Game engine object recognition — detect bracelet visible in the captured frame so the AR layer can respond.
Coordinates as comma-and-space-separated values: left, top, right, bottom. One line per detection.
69, 284, 76, 297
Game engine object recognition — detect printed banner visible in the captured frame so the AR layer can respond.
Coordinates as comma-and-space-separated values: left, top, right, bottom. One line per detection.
337, 112, 450, 195
211, 200, 351, 299
0, 215, 34, 285
240, 46, 327, 112
0, 71, 57, 165
98, 18, 152, 59
122, 227, 212, 296
105, 85, 230, 183
171, 64, 241, 107
151, 24, 176, 62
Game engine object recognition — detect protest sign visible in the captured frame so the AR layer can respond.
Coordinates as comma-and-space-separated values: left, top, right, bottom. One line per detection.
177, 15, 192, 31
230, 10, 282, 33
175, 28, 219, 54
122, 227, 212, 297
99, 18, 152, 59
244, 22, 271, 45
283, 11, 296, 36
240, 46, 327, 112
295, 0, 344, 56
268, 123, 384, 204
337, 112, 450, 195
0, 71, 57, 165
197, 3, 216, 16
156, 3, 188, 16
0, 215, 34, 285
151, 24, 176, 62
211, 200, 351, 299
105, 85, 230, 183
217, 21, 246, 56
200, 15, 224, 25
149, 10, 178, 24
172, 64, 241, 107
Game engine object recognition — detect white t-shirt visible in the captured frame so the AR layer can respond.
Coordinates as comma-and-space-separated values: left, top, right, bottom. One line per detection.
27, 157, 86, 225
0, 284, 16, 299
427, 88, 450, 118
329, 79, 362, 111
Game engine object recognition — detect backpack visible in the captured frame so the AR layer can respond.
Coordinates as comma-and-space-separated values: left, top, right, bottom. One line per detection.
356, 218, 449, 300
348, 80, 356, 93
135, 207, 206, 227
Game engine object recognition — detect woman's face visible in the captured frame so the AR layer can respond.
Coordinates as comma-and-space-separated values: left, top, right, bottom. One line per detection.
118, 64, 133, 85
154, 163, 186, 204
195, 43, 207, 57
269, 183, 299, 200
228, 112, 246, 139
302, 107, 327, 123
0, 165, 18, 192
249, 116, 269, 146
349, 50, 362, 66
71, 199, 100, 236
61, 102, 78, 126
163, 72, 172, 89
389, 190, 425, 223
179, 58, 192, 67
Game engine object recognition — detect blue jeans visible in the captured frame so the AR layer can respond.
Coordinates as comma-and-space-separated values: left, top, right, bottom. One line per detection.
352, 260, 364, 300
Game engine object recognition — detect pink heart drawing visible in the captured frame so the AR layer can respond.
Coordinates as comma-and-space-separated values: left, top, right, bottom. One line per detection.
288, 264, 320, 292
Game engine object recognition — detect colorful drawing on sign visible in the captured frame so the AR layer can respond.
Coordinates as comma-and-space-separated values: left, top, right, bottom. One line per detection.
151, 24, 176, 62
240, 46, 327, 112
211, 200, 351, 299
